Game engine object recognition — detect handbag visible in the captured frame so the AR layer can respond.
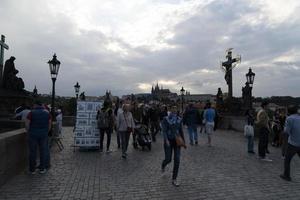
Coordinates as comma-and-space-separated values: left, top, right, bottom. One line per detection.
244, 125, 254, 137
175, 135, 186, 148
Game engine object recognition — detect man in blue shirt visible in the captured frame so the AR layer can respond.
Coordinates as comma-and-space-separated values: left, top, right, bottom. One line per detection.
280, 106, 300, 181
204, 102, 216, 147
26, 101, 52, 174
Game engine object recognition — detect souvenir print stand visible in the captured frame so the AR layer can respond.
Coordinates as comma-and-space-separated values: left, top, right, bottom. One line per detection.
73, 100, 102, 152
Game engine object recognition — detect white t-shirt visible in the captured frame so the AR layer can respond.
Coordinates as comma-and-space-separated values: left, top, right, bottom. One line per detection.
16, 109, 31, 121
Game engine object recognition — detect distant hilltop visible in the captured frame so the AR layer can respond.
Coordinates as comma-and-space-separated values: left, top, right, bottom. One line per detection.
255, 96, 300, 107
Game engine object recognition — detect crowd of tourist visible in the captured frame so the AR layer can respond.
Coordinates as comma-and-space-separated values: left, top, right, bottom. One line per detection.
244, 101, 300, 181
95, 100, 217, 186
17, 98, 300, 186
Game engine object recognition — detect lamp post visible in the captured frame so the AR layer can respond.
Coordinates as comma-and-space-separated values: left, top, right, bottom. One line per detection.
48, 54, 61, 120
245, 68, 255, 110
74, 82, 80, 99
180, 86, 185, 112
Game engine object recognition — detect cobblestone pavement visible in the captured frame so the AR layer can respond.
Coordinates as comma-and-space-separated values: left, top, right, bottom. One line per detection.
0, 127, 300, 200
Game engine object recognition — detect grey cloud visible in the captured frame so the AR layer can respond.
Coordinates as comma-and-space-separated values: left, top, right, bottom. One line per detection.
1, 0, 300, 97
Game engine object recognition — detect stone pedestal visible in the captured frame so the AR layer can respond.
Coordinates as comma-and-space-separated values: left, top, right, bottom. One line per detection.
0, 89, 33, 118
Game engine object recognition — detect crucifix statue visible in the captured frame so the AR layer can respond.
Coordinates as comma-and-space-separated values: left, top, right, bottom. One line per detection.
221, 48, 241, 99
0, 35, 9, 87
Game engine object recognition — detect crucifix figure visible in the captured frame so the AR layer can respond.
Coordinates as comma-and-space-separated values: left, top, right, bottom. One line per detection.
221, 48, 241, 99
0, 35, 9, 86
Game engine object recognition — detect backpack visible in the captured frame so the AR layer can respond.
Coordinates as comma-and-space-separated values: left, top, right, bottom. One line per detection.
97, 110, 109, 128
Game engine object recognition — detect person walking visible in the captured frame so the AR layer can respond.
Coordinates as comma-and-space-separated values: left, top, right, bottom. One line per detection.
203, 102, 216, 147
199, 109, 205, 134
56, 109, 63, 137
97, 107, 113, 153
161, 106, 185, 187
25, 101, 52, 174
245, 109, 255, 154
149, 104, 160, 142
280, 106, 300, 181
271, 117, 281, 147
142, 105, 150, 132
256, 101, 272, 162
279, 112, 288, 158
117, 104, 135, 159
114, 100, 124, 149
106, 108, 115, 153
183, 103, 200, 145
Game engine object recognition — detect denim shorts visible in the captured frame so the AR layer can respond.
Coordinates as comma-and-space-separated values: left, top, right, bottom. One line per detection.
205, 123, 214, 135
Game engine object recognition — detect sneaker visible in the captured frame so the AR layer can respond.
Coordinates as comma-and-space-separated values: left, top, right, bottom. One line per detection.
195, 141, 198, 145
172, 179, 180, 187
122, 154, 126, 159
280, 174, 291, 181
260, 157, 272, 162
39, 169, 47, 174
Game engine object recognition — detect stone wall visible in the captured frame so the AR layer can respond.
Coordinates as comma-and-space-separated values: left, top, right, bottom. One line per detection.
218, 115, 247, 132
0, 129, 27, 187
0, 120, 25, 133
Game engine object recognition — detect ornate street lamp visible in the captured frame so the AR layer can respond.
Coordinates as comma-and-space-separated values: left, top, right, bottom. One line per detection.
48, 54, 61, 120
180, 86, 185, 112
245, 68, 255, 110
246, 68, 255, 87
74, 82, 80, 99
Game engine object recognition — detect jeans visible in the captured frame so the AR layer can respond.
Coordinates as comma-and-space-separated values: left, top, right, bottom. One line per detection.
45, 137, 50, 168
258, 127, 269, 158
100, 128, 112, 151
28, 133, 48, 172
120, 131, 130, 155
282, 133, 289, 157
162, 139, 181, 180
117, 131, 121, 148
284, 144, 300, 178
247, 135, 254, 152
187, 124, 198, 144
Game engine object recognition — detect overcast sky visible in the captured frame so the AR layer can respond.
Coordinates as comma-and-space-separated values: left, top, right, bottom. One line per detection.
1, 0, 300, 97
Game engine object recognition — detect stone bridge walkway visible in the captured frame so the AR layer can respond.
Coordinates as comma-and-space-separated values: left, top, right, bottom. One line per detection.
0, 127, 300, 200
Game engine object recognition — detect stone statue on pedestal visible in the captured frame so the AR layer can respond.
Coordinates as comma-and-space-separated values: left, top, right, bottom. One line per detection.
103, 90, 113, 109
216, 88, 224, 111
2, 56, 24, 91
79, 92, 86, 101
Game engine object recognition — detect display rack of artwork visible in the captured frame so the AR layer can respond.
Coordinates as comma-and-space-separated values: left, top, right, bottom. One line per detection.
74, 100, 102, 149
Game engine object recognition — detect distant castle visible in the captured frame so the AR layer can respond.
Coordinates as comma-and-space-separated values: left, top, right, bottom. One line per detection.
151, 83, 177, 100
